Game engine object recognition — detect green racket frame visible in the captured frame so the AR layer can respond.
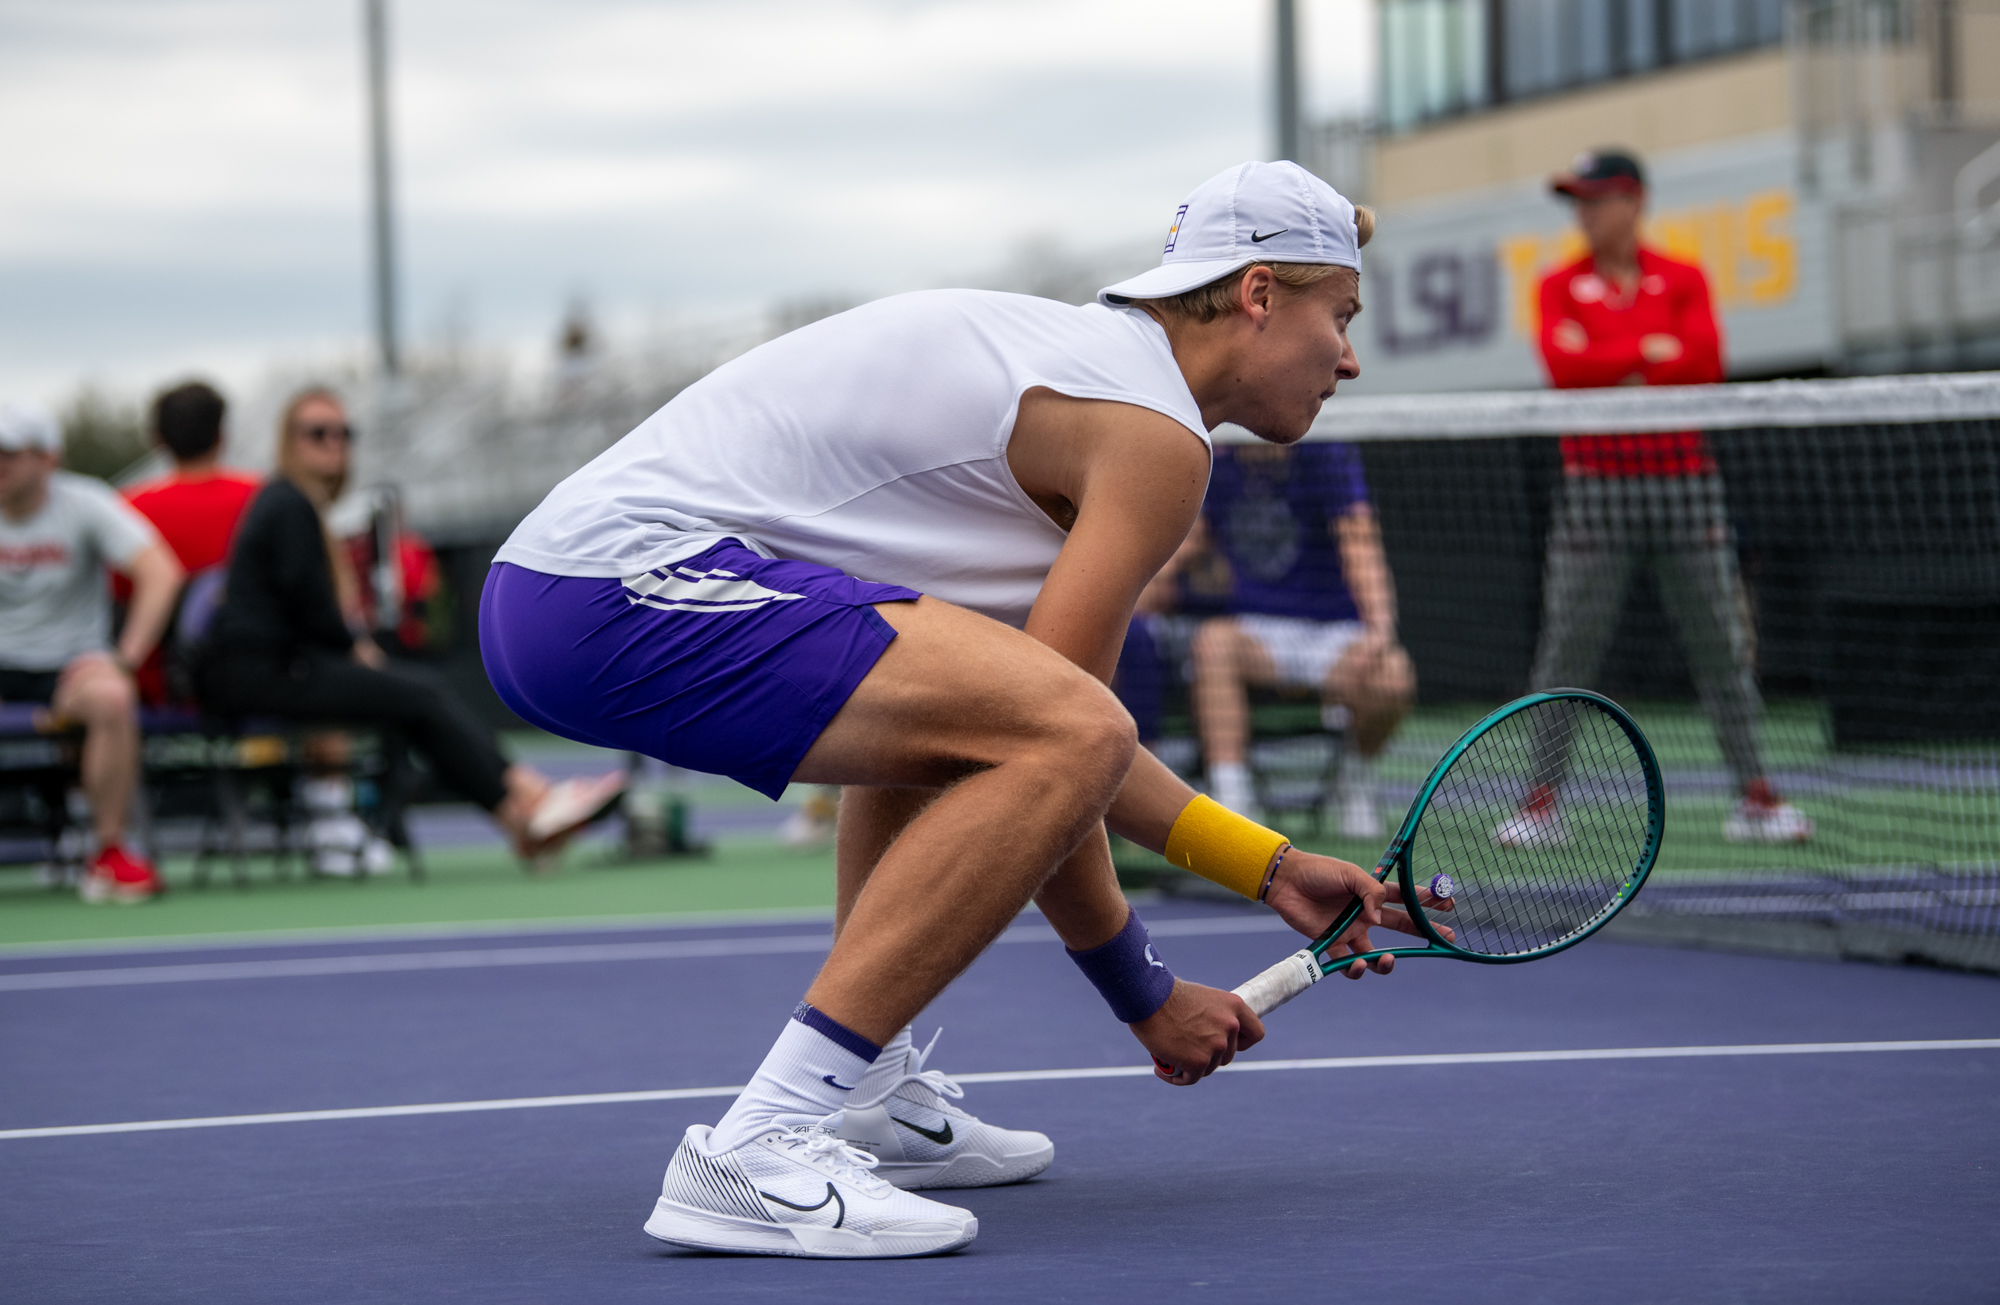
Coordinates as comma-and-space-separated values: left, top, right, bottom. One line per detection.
1300, 688, 1664, 977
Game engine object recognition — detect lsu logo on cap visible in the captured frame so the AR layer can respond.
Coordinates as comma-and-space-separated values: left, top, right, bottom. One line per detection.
1163, 204, 1189, 254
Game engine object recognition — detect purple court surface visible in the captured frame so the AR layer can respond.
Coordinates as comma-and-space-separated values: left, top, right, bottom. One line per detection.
4, 900, 1997, 1303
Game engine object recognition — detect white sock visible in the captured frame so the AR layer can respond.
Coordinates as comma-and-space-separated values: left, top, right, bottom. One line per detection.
854, 1026, 915, 1102
1208, 761, 1253, 814
709, 1006, 881, 1151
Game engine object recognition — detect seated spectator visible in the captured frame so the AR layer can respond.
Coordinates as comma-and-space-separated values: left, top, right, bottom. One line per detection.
0, 401, 185, 902
121, 380, 262, 704
1185, 441, 1414, 838
194, 388, 622, 865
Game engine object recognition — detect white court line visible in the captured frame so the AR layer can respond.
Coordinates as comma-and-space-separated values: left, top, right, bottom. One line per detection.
0, 905, 842, 962
5, 1039, 1995, 1142
0, 914, 1291, 993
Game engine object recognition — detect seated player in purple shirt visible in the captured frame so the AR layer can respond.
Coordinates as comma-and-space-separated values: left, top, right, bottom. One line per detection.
1181, 440, 1414, 838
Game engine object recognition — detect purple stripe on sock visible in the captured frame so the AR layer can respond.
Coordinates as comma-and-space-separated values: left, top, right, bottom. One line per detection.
1066, 908, 1177, 1024
790, 1001, 881, 1063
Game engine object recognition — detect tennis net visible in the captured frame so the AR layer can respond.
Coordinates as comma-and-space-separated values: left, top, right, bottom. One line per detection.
1130, 372, 2000, 974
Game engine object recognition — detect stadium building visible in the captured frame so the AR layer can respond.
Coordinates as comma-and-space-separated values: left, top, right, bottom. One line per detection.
1319, 0, 2000, 391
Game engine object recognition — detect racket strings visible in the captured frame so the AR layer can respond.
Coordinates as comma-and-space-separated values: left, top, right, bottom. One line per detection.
1410, 698, 1652, 957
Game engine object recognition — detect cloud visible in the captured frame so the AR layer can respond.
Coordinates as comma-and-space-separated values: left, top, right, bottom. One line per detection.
0, 0, 1373, 402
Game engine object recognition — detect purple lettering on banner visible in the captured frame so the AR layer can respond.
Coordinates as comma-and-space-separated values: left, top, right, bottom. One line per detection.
1375, 248, 1499, 356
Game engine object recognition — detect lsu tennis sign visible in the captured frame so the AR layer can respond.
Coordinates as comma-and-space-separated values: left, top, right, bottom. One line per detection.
1350, 134, 1836, 394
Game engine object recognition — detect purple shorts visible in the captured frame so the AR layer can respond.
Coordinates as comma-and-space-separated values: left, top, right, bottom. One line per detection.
479, 541, 920, 798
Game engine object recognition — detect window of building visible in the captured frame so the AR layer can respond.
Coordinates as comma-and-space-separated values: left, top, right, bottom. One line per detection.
1382, 0, 1491, 128
1379, 0, 1788, 131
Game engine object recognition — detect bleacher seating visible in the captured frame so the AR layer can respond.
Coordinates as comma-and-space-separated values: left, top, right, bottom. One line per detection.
0, 705, 423, 889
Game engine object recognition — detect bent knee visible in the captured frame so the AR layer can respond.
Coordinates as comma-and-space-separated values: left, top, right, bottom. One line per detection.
1033, 676, 1137, 777
62, 673, 137, 722
1076, 689, 1139, 769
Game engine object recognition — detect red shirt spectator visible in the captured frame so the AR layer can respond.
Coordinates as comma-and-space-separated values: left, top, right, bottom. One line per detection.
118, 381, 261, 703
124, 469, 261, 574
1538, 249, 1723, 476
1537, 150, 1726, 478
121, 468, 261, 701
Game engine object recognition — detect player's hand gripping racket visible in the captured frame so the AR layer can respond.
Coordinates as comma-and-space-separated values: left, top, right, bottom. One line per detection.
1207, 690, 1662, 1041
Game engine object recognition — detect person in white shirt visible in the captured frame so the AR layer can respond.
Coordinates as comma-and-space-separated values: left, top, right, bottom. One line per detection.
0, 402, 184, 902
482, 163, 1439, 1258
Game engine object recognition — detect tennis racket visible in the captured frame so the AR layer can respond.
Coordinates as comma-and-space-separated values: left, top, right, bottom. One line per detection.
1201, 689, 1663, 1042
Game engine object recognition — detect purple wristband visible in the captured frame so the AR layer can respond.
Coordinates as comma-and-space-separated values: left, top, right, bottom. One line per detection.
1066, 908, 1176, 1024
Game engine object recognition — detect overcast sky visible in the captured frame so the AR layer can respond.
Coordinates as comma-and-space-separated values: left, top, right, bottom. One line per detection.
1, 0, 1374, 407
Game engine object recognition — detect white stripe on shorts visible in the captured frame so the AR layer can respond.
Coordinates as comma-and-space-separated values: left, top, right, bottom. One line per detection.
622, 566, 808, 613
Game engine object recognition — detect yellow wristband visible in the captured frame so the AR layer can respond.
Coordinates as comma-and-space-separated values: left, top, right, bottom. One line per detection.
1163, 795, 1290, 901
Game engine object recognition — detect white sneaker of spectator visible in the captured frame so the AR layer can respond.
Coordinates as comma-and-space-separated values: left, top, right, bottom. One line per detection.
307, 813, 395, 877
1336, 755, 1384, 841
778, 788, 840, 849
1206, 761, 1256, 817
1493, 807, 1569, 849
301, 777, 395, 876
1722, 798, 1815, 844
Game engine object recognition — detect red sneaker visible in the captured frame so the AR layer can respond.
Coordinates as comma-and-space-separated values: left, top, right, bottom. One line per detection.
79, 845, 165, 905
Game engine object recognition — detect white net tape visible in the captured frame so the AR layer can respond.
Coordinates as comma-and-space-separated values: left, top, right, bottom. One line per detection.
1214, 370, 2000, 443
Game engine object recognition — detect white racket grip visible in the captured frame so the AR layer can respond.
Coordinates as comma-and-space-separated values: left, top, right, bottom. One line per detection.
1232, 948, 1322, 1017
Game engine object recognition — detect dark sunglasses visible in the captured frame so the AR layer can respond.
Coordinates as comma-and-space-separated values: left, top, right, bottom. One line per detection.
299, 423, 354, 445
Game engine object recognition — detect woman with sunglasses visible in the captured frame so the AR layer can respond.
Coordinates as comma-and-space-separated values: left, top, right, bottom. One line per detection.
197, 388, 621, 866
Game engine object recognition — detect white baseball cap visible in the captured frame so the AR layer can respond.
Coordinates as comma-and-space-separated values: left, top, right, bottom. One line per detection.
1098, 161, 1362, 308
0, 401, 61, 454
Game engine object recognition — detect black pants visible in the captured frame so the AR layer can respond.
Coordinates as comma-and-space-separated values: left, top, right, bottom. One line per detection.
197, 650, 510, 811
0, 668, 61, 704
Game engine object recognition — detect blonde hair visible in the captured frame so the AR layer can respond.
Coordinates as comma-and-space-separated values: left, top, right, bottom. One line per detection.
1144, 204, 1375, 324
277, 387, 350, 504
275, 386, 362, 626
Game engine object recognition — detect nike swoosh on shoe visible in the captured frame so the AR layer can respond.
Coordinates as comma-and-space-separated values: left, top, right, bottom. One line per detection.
891, 1116, 953, 1146
758, 1182, 846, 1228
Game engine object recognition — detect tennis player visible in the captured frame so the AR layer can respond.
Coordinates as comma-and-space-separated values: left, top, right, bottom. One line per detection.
481, 161, 1430, 1259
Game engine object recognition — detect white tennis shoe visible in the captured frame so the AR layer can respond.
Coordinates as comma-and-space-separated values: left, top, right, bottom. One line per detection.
1722, 798, 1815, 844
1493, 806, 1569, 849
644, 1123, 977, 1259
835, 1032, 1054, 1190
1337, 783, 1384, 840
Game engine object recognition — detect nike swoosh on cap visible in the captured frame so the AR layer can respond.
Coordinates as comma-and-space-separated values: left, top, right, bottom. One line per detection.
1250, 228, 1288, 243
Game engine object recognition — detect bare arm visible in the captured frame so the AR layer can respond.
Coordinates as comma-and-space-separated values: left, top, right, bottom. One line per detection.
1134, 515, 1208, 616
1006, 394, 1226, 858
1335, 502, 1396, 634
116, 541, 184, 670
1009, 392, 1397, 913
1011, 396, 1414, 1082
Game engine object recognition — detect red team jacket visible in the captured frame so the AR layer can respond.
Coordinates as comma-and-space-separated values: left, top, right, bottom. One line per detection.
1536, 247, 1724, 477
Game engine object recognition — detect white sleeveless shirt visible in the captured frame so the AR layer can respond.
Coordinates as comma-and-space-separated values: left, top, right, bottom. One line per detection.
496, 290, 1209, 629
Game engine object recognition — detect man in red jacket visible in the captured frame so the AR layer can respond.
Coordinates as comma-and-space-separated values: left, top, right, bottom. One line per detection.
1497, 149, 1812, 847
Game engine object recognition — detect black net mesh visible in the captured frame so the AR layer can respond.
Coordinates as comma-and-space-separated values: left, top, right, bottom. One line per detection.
1112, 376, 2000, 974
1399, 697, 1653, 958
